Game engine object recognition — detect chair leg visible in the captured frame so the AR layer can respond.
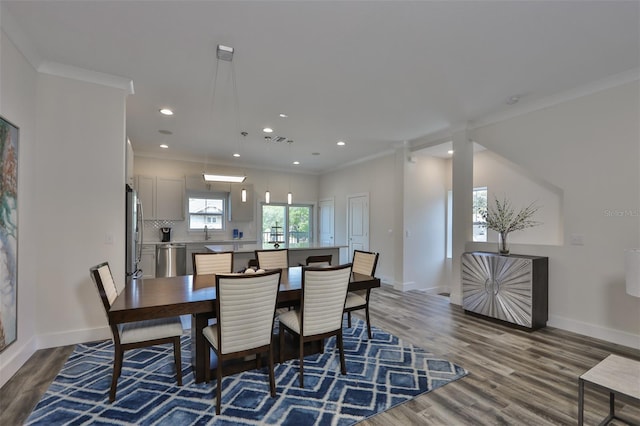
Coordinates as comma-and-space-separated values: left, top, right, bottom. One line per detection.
298, 336, 305, 388
279, 326, 285, 364
337, 330, 346, 375
365, 305, 372, 339
348, 311, 352, 328
268, 346, 276, 397
216, 358, 223, 415
110, 348, 123, 402
204, 345, 211, 383
173, 337, 183, 386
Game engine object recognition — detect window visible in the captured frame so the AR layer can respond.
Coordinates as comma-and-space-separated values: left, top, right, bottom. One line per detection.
261, 203, 312, 247
472, 187, 487, 242
188, 194, 226, 231
446, 186, 488, 258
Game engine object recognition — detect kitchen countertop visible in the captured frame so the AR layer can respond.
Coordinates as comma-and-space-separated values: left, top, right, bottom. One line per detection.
142, 239, 257, 245
205, 243, 347, 254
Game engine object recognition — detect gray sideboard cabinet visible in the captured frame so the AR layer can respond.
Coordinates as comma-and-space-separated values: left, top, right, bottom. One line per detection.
462, 251, 549, 330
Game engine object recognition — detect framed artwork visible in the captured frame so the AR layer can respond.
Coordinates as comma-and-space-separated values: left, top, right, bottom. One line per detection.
0, 116, 18, 352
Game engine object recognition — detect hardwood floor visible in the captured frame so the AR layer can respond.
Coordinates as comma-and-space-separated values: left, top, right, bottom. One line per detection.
1, 285, 638, 425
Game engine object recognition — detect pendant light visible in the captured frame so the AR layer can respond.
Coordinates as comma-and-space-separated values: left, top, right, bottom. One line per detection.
265, 136, 271, 204
240, 132, 247, 203
287, 140, 293, 205
202, 44, 246, 184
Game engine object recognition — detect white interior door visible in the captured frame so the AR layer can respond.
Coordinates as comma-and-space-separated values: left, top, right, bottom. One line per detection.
347, 193, 369, 261
319, 198, 334, 245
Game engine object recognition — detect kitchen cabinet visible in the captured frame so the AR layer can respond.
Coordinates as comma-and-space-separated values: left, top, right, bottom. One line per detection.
228, 184, 254, 222
135, 175, 185, 220
462, 251, 548, 330
140, 244, 156, 279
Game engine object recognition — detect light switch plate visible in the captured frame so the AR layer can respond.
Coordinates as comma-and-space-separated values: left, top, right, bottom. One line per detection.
570, 234, 584, 245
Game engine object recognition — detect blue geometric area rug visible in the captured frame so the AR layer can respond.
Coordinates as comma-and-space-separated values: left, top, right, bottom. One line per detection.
26, 318, 468, 425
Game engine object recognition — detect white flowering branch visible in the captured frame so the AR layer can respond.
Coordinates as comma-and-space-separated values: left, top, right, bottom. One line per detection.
481, 197, 541, 234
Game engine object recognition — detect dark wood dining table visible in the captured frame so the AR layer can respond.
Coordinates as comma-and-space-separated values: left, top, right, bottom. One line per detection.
109, 266, 380, 383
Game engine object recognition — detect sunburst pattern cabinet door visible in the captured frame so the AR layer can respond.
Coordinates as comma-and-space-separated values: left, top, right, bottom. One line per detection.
462, 252, 548, 329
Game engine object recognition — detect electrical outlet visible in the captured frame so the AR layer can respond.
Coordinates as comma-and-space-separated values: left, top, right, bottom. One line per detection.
570, 234, 584, 246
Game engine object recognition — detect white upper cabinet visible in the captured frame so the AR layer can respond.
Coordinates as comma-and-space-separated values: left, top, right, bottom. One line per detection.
135, 175, 185, 221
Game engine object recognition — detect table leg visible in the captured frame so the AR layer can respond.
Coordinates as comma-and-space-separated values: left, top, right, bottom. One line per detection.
192, 313, 210, 383
606, 392, 616, 423
578, 378, 584, 426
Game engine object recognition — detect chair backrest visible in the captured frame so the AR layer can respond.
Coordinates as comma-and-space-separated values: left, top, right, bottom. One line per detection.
255, 249, 289, 269
215, 269, 281, 354
352, 250, 379, 276
89, 262, 119, 313
193, 252, 234, 275
305, 254, 332, 267
301, 264, 352, 336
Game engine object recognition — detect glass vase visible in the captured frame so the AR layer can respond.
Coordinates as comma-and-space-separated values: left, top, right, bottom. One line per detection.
499, 232, 510, 255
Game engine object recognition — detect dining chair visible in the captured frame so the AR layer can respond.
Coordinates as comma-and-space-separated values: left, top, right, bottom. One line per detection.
202, 269, 281, 414
255, 248, 289, 269
344, 250, 379, 339
278, 263, 352, 387
193, 251, 234, 275
89, 262, 183, 402
305, 254, 332, 267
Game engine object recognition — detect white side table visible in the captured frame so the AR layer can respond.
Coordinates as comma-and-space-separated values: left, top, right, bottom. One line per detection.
578, 354, 640, 425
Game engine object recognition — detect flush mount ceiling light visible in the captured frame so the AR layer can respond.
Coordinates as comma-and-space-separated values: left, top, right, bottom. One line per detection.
279, 113, 288, 118
159, 108, 174, 116
233, 153, 240, 158
160, 144, 169, 149
263, 127, 273, 133
203, 174, 246, 183
337, 141, 346, 146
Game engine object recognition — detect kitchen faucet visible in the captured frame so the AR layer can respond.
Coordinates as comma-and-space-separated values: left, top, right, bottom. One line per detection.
204, 225, 209, 240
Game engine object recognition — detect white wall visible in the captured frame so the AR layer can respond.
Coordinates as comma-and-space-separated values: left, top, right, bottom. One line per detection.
0, 29, 129, 388
404, 154, 447, 292
0, 29, 39, 387
468, 81, 640, 348
319, 154, 396, 284
35, 74, 127, 346
473, 150, 564, 246
134, 155, 319, 243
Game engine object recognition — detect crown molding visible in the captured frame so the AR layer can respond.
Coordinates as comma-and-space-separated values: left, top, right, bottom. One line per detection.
38, 61, 134, 94
2, 6, 134, 94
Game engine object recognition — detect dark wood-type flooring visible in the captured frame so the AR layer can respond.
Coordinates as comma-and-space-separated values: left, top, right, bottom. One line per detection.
1, 286, 639, 425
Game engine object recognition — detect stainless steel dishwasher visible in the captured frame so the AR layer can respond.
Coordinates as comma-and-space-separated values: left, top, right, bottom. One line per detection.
156, 243, 186, 277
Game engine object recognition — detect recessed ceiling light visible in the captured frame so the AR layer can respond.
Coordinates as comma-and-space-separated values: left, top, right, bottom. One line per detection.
337, 141, 346, 146
160, 144, 169, 149
158, 129, 173, 135
233, 153, 240, 158
447, 150, 454, 155
279, 113, 288, 118
293, 161, 300, 165
159, 108, 174, 116
263, 127, 273, 133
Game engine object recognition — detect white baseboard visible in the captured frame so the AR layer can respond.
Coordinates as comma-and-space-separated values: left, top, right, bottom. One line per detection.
548, 315, 640, 350
0, 336, 37, 389
37, 326, 112, 349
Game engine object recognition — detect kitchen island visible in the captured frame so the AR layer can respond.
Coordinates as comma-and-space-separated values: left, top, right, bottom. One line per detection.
205, 242, 348, 270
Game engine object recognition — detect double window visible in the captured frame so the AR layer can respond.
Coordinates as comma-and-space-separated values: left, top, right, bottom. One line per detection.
188, 193, 226, 231
261, 204, 312, 247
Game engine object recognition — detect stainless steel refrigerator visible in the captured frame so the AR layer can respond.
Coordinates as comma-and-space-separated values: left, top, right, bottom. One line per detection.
126, 184, 143, 278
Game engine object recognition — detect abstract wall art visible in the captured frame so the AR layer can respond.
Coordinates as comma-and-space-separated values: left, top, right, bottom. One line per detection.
0, 116, 18, 352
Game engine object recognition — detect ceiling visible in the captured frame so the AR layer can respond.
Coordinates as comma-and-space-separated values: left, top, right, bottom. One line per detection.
3, 1, 638, 174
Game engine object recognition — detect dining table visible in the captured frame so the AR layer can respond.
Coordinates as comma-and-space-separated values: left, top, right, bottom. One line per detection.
109, 266, 381, 383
